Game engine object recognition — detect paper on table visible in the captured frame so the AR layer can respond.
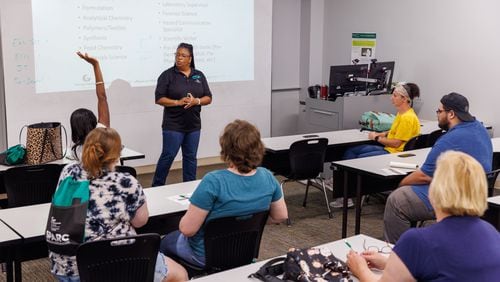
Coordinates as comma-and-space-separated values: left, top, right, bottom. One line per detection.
167, 193, 192, 205
381, 168, 406, 175
389, 161, 418, 170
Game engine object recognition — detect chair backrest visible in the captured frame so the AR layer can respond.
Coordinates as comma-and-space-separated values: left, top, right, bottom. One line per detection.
427, 129, 446, 147
77, 233, 160, 282
4, 164, 64, 208
486, 169, 500, 197
288, 138, 328, 180
404, 135, 428, 151
115, 165, 137, 178
204, 210, 269, 272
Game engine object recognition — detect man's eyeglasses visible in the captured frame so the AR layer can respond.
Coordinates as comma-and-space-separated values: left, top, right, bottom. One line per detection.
174, 53, 191, 58
435, 109, 449, 115
363, 239, 392, 254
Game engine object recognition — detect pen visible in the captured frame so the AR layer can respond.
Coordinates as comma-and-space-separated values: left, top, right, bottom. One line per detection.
344, 240, 353, 250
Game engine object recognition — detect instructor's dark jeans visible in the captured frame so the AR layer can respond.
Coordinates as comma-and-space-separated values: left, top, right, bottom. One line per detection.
152, 129, 200, 186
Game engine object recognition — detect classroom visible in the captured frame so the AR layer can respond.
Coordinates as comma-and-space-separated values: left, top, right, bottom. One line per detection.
1, 0, 500, 281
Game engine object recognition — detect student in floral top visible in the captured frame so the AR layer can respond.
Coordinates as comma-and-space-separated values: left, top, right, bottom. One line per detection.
49, 127, 187, 282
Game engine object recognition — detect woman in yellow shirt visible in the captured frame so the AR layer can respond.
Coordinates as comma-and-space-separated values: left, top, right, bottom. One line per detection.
343, 83, 421, 159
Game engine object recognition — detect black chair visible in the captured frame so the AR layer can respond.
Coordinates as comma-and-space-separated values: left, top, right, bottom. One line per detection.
115, 165, 137, 178
77, 233, 160, 282
178, 210, 269, 278
404, 135, 428, 151
426, 129, 446, 147
281, 138, 331, 223
486, 169, 500, 197
4, 164, 64, 208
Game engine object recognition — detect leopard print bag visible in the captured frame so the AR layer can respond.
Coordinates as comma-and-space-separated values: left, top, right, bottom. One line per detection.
21, 122, 67, 165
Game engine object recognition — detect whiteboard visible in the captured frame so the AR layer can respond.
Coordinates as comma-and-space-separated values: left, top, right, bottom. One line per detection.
0, 0, 273, 165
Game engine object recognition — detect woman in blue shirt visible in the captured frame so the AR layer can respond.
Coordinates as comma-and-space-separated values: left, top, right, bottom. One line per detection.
346, 151, 500, 281
160, 119, 288, 267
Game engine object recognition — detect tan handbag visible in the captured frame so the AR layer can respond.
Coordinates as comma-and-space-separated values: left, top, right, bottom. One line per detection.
21, 122, 67, 165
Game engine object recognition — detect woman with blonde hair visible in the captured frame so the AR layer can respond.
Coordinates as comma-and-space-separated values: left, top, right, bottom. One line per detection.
49, 127, 187, 282
347, 151, 500, 281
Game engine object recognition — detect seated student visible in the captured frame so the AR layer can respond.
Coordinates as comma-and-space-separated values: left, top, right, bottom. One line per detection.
69, 52, 110, 161
332, 83, 421, 208
344, 83, 421, 159
383, 93, 493, 243
346, 151, 500, 281
160, 119, 288, 267
49, 128, 187, 282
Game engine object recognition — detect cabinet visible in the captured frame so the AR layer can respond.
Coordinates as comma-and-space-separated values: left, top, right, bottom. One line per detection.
299, 95, 394, 133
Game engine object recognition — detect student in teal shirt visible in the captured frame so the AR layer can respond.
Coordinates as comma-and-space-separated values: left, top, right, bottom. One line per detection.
160, 120, 289, 267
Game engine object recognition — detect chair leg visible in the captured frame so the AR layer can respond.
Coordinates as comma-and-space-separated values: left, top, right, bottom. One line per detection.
281, 180, 292, 227
319, 178, 333, 219
302, 179, 310, 207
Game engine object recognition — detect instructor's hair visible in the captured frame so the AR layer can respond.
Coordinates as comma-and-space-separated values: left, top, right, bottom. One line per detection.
82, 127, 122, 179
219, 120, 265, 173
70, 108, 97, 160
176, 42, 195, 69
429, 151, 487, 216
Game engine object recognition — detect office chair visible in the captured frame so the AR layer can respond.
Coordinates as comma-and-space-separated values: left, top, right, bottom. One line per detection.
115, 165, 137, 178
4, 164, 64, 208
403, 135, 428, 151
176, 210, 269, 278
486, 169, 500, 197
281, 138, 331, 225
77, 233, 160, 282
426, 129, 446, 147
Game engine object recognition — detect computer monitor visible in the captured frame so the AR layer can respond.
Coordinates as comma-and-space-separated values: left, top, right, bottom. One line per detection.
328, 64, 369, 99
367, 61, 395, 95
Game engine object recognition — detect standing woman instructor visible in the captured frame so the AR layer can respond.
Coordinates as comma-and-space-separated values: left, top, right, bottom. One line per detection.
153, 43, 212, 186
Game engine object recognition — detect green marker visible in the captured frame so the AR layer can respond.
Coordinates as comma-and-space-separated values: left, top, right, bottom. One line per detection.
344, 241, 353, 250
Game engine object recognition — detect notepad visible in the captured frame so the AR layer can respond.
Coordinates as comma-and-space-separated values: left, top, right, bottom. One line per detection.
389, 161, 418, 170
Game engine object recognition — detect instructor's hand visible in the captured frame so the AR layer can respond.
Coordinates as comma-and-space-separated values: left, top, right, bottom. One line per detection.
184, 93, 196, 109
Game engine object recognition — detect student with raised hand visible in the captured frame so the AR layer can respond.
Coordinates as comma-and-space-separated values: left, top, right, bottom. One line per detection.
346, 151, 500, 282
50, 128, 187, 282
69, 52, 110, 161
160, 120, 288, 268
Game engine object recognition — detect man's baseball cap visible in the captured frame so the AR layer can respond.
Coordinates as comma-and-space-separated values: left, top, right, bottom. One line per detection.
440, 92, 475, 122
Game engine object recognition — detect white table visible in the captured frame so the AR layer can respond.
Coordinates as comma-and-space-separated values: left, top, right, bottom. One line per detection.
488, 195, 500, 206
0, 181, 199, 282
0, 146, 145, 172
0, 181, 199, 241
332, 148, 431, 237
262, 120, 440, 153
193, 234, 387, 282
145, 180, 199, 217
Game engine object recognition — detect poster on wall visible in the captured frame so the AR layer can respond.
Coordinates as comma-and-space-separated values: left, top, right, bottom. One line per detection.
351, 33, 376, 64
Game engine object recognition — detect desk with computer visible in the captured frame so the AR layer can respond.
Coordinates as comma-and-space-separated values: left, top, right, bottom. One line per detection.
301, 60, 398, 133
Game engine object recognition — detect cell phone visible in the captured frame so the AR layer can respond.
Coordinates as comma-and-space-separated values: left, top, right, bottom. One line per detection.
398, 153, 416, 158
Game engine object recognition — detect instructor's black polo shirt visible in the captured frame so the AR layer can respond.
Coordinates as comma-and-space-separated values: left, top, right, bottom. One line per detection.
155, 66, 212, 132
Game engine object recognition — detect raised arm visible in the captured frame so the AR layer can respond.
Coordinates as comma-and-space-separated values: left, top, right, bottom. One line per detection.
77, 51, 110, 127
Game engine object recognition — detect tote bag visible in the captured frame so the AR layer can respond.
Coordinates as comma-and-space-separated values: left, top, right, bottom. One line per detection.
20, 122, 67, 165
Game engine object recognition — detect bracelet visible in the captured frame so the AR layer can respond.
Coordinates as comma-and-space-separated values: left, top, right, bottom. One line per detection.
197, 98, 201, 105
95, 81, 104, 85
